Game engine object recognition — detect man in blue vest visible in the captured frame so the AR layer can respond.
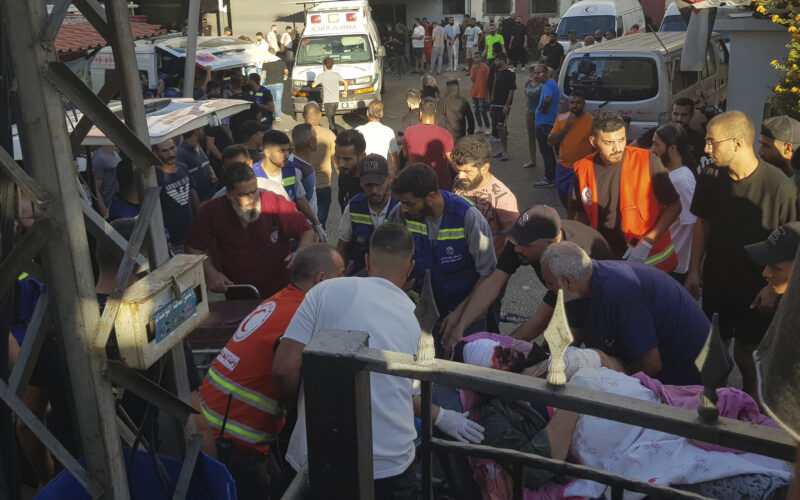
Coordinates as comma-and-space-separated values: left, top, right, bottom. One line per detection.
389, 163, 496, 347
253, 130, 326, 241
247, 73, 275, 129
337, 154, 399, 275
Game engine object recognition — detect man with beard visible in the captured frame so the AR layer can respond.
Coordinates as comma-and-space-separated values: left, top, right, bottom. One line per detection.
153, 138, 200, 254
569, 112, 681, 272
686, 111, 799, 400
388, 163, 495, 349
254, 130, 326, 241
337, 154, 399, 275
334, 129, 367, 210
441, 205, 612, 348
185, 162, 314, 298
541, 241, 708, 385
548, 91, 594, 214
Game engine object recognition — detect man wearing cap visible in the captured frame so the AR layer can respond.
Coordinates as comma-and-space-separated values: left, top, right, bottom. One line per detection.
389, 164, 495, 348
758, 115, 800, 184
337, 154, 399, 275
541, 242, 709, 385
746, 222, 800, 298
441, 205, 612, 348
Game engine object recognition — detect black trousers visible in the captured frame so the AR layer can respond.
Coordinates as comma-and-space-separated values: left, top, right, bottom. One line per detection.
323, 102, 338, 133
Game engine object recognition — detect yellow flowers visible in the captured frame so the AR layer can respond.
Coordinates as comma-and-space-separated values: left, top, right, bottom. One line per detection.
775, 84, 783, 91
792, 87, 800, 93
756, 5, 766, 13
789, 25, 799, 33
772, 14, 780, 22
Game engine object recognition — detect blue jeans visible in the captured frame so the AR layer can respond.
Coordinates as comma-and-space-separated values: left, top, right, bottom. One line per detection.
266, 83, 284, 118
472, 98, 488, 129
535, 124, 556, 181
316, 186, 332, 228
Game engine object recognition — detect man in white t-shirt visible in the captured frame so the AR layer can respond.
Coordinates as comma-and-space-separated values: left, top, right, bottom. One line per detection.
355, 101, 400, 173
273, 223, 485, 495
649, 123, 697, 281
411, 18, 426, 73
463, 18, 482, 72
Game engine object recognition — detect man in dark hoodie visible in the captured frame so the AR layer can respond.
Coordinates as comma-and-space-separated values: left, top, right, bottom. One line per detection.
435, 79, 475, 142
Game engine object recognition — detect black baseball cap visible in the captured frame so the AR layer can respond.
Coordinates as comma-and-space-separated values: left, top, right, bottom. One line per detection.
357, 154, 389, 186
503, 205, 561, 246
745, 222, 800, 266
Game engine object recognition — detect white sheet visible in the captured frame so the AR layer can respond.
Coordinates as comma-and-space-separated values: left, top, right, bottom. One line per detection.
562, 368, 794, 500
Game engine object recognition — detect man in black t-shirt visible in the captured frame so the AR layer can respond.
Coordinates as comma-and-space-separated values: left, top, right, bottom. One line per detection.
541, 36, 564, 76
441, 205, 612, 348
489, 53, 516, 161
687, 110, 799, 400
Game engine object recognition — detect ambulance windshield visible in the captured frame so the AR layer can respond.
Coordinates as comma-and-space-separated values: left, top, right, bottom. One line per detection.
296, 35, 372, 65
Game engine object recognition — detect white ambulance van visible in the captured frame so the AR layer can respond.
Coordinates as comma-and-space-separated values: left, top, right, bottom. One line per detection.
556, 0, 645, 50
290, 0, 385, 119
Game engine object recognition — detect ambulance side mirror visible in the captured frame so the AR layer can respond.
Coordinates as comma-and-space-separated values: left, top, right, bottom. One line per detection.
376, 46, 386, 58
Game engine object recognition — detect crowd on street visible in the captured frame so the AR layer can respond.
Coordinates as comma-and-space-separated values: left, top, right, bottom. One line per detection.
8, 13, 800, 500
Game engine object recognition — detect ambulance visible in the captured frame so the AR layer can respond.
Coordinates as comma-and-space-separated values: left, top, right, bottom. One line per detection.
290, 0, 386, 119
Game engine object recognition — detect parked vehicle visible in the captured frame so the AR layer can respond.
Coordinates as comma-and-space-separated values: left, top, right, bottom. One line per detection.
90, 36, 276, 94
558, 32, 729, 138
290, 0, 385, 119
556, 0, 646, 50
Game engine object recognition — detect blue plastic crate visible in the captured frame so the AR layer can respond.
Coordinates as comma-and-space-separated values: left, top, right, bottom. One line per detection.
37, 447, 236, 500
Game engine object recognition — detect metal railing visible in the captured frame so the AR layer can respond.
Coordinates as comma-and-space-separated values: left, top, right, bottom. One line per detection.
298, 329, 796, 500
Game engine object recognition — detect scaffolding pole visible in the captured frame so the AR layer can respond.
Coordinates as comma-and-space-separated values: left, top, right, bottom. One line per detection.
0, 0, 128, 497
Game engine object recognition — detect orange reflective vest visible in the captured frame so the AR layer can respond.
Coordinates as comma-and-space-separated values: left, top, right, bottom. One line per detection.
573, 147, 677, 272
198, 285, 305, 454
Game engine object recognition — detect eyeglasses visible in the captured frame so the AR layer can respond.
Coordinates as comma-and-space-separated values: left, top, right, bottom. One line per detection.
705, 137, 735, 147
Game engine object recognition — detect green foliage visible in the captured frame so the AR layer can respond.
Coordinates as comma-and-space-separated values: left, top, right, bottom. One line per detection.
755, 0, 800, 119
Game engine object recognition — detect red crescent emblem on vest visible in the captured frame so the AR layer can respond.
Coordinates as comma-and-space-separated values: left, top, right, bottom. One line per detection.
581, 187, 592, 207
234, 301, 276, 342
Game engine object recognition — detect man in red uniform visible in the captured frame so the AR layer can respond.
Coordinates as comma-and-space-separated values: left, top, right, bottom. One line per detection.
185, 162, 315, 298
569, 112, 681, 272
198, 243, 344, 497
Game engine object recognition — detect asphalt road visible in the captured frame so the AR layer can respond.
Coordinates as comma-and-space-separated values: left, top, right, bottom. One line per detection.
274, 66, 560, 334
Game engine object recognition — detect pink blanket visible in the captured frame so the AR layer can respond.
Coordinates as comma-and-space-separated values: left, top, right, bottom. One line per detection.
632, 372, 781, 453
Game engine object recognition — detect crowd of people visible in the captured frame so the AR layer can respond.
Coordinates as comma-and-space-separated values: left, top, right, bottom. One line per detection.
7, 13, 800, 500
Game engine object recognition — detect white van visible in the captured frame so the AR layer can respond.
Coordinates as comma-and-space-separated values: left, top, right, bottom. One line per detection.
90, 36, 276, 94
290, 0, 385, 119
556, 0, 645, 50
558, 32, 729, 138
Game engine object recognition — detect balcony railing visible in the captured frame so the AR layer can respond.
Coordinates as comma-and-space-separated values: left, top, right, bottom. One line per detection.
294, 328, 795, 500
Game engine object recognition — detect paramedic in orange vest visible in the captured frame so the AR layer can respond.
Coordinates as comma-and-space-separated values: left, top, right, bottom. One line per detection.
569, 112, 682, 272
198, 244, 344, 498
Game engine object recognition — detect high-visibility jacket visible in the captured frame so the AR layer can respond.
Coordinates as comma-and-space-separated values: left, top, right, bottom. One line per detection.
347, 194, 399, 274
252, 161, 298, 201
199, 285, 304, 454
405, 191, 479, 314
573, 147, 677, 272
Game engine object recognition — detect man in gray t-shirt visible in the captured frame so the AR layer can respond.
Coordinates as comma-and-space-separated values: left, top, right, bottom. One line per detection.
92, 145, 121, 216
311, 57, 348, 133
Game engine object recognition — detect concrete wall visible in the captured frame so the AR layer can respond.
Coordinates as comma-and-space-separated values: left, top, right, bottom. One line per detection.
228, 0, 306, 39
715, 16, 790, 145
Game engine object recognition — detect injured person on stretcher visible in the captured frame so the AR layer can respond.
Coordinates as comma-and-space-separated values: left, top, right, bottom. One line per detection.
453, 334, 794, 500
